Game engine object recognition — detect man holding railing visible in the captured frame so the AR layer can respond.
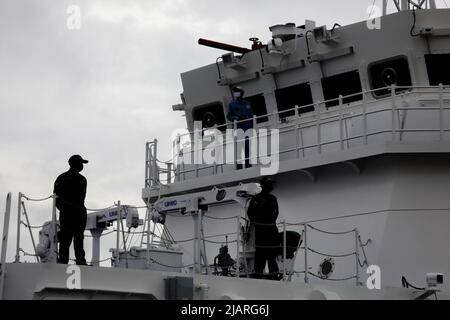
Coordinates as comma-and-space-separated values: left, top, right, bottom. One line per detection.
53, 154, 89, 265
247, 177, 281, 280
227, 86, 254, 170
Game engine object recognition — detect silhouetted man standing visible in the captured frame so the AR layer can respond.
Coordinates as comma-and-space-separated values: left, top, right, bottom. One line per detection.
53, 154, 88, 265
247, 177, 280, 279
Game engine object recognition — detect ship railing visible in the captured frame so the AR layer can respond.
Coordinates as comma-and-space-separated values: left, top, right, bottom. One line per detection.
0, 193, 12, 299
145, 140, 176, 188
231, 216, 368, 285
5, 193, 165, 268
147, 84, 450, 183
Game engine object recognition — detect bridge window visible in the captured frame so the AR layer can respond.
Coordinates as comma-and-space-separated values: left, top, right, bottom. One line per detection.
275, 82, 314, 118
425, 53, 450, 85
246, 93, 268, 123
192, 102, 226, 131
368, 56, 412, 97
321, 70, 363, 108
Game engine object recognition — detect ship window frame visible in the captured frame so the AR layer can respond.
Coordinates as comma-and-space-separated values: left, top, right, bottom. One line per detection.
245, 93, 269, 123
367, 55, 413, 99
274, 81, 315, 118
425, 53, 450, 86
321, 69, 363, 108
192, 101, 227, 132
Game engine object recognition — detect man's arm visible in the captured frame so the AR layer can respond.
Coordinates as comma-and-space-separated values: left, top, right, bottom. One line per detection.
272, 195, 279, 221
227, 102, 239, 122
53, 176, 63, 211
247, 198, 257, 222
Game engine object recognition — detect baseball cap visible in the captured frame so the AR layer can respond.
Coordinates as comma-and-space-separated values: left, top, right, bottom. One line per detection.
68, 154, 89, 165
260, 176, 275, 186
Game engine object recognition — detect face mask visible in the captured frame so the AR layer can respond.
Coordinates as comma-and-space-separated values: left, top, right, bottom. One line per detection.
233, 92, 241, 99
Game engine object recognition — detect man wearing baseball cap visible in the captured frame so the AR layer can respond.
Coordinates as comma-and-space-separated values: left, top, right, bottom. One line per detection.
53, 154, 89, 265
247, 176, 281, 280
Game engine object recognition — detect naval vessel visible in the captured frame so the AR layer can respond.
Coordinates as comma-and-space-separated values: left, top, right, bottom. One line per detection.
1, 0, 450, 300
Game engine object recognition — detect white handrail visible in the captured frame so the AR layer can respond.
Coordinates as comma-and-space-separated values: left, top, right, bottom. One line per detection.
165, 84, 449, 181
0, 193, 12, 300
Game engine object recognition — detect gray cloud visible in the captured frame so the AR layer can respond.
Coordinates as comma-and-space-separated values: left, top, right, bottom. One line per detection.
1, 0, 399, 262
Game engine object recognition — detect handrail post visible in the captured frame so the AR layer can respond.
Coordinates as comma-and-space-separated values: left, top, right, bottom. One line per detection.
391, 85, 396, 141
253, 115, 258, 166
283, 220, 287, 279
339, 95, 344, 150
175, 134, 181, 182
146, 205, 151, 268
1, 193, 12, 300
439, 83, 444, 141
355, 229, 360, 286
145, 142, 149, 187
21, 202, 39, 262
304, 223, 309, 283
193, 210, 202, 274
115, 201, 121, 267
233, 120, 238, 169
236, 216, 240, 278
294, 106, 301, 158
316, 105, 322, 154
15, 192, 22, 263
167, 162, 172, 184
50, 194, 58, 263
363, 90, 368, 145
153, 139, 158, 185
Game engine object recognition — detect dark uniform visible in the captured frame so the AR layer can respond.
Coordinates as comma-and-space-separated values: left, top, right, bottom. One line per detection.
247, 178, 280, 279
53, 155, 88, 265
227, 87, 254, 169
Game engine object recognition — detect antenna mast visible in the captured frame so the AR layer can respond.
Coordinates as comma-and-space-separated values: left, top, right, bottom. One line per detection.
382, 0, 437, 15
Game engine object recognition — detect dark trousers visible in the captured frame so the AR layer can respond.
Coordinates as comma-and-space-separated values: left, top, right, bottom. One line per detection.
58, 212, 87, 265
254, 247, 279, 278
253, 226, 279, 278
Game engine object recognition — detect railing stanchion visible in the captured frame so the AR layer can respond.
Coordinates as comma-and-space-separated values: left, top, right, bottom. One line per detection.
253, 115, 258, 166
167, 162, 172, 184
236, 216, 240, 278
0, 193, 12, 300
283, 220, 287, 279
363, 90, 368, 145
233, 120, 238, 169
439, 83, 444, 141
146, 205, 151, 268
391, 85, 397, 141
50, 194, 58, 263
21, 202, 39, 262
339, 95, 344, 150
295, 106, 301, 158
316, 104, 322, 154
145, 142, 149, 187
15, 192, 22, 263
115, 201, 121, 267
355, 229, 360, 286
304, 223, 309, 283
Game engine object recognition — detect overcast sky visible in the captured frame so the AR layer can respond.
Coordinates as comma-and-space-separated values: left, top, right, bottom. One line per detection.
1, 0, 446, 263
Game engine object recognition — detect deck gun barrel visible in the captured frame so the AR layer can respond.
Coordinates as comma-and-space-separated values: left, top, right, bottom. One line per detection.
198, 38, 250, 55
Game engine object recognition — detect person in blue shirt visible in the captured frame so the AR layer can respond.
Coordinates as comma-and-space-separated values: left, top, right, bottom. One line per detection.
227, 87, 254, 169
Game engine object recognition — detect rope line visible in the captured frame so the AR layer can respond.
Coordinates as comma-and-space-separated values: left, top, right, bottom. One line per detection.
20, 249, 113, 265
308, 271, 357, 281
204, 215, 238, 221
308, 224, 356, 235
307, 247, 356, 258
21, 221, 46, 229
22, 194, 54, 202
